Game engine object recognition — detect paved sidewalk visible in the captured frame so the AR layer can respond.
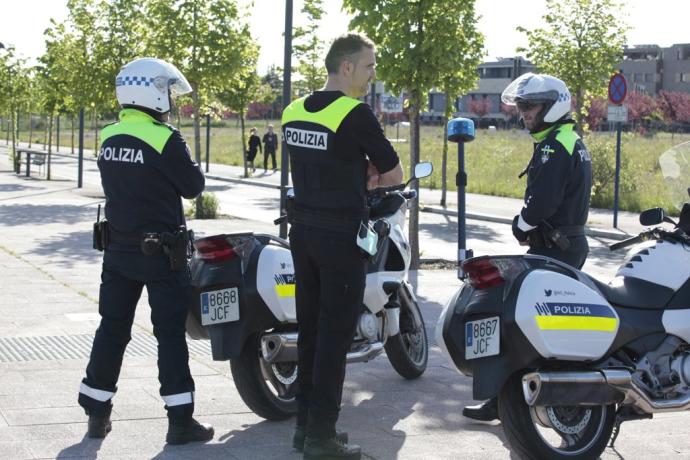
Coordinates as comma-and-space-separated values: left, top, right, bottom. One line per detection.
2, 145, 688, 459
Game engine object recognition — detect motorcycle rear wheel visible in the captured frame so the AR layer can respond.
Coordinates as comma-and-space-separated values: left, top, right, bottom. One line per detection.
384, 285, 428, 379
230, 332, 298, 420
499, 372, 616, 460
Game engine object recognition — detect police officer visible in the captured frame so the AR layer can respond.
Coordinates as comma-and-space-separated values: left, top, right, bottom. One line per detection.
282, 33, 403, 459
78, 58, 213, 445
462, 73, 593, 422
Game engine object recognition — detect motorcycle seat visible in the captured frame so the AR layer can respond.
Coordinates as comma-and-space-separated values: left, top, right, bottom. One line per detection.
587, 275, 675, 309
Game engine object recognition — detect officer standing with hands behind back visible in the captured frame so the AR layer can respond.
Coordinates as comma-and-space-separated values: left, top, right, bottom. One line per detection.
462, 73, 593, 422
282, 33, 403, 459
78, 57, 213, 445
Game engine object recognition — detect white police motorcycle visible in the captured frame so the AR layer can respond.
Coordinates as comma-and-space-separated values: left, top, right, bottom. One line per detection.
185, 163, 433, 420
436, 142, 690, 459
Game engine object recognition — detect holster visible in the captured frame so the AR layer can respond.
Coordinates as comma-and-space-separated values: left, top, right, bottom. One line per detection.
92, 220, 109, 251
529, 221, 576, 251
160, 226, 191, 271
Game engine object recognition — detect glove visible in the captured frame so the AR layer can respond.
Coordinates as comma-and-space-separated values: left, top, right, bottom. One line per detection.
512, 215, 529, 243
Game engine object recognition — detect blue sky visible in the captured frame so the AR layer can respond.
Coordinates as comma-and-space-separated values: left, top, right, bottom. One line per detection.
1, 0, 688, 71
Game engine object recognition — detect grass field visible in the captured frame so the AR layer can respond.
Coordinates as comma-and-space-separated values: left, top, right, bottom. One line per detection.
9, 116, 690, 213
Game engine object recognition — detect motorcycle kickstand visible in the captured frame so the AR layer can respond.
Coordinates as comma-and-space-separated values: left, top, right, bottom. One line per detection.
609, 407, 653, 448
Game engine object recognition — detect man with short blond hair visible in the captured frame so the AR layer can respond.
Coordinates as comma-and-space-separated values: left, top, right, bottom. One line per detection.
282, 32, 403, 459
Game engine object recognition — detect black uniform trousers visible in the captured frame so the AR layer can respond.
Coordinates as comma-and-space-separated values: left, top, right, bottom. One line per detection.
78, 249, 195, 421
528, 235, 589, 269
289, 223, 366, 439
263, 148, 277, 170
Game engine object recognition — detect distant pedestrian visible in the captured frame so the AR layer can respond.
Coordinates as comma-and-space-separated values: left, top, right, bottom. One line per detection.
262, 124, 278, 171
247, 127, 261, 173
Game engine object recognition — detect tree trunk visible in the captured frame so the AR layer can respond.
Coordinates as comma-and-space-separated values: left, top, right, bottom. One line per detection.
441, 91, 452, 207
240, 110, 248, 178
48, 114, 53, 154
192, 93, 203, 219
6, 115, 10, 145
408, 98, 421, 270
93, 111, 99, 155
70, 113, 75, 155
43, 115, 49, 150
47, 113, 53, 180
575, 89, 585, 137
11, 109, 17, 161
28, 113, 33, 148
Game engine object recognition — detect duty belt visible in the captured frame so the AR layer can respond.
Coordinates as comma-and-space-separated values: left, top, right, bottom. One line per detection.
107, 227, 141, 246
556, 225, 586, 237
290, 207, 367, 233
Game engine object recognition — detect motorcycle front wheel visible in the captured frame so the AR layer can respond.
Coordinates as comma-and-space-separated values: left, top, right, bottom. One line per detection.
384, 285, 428, 379
499, 372, 616, 460
230, 332, 298, 420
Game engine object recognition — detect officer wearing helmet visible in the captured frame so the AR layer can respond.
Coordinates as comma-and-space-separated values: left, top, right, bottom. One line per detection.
78, 58, 213, 444
462, 73, 592, 422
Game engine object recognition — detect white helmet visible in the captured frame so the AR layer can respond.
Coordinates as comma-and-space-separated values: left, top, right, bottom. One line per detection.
115, 58, 192, 114
501, 73, 571, 123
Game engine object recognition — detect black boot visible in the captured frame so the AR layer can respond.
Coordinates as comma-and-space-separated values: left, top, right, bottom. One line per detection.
166, 417, 214, 445
293, 425, 348, 452
87, 414, 112, 438
303, 435, 361, 460
462, 397, 499, 422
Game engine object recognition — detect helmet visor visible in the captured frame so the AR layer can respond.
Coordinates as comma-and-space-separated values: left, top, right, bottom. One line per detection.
157, 62, 192, 97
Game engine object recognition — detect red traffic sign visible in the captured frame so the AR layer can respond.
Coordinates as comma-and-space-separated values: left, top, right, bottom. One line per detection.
608, 73, 627, 105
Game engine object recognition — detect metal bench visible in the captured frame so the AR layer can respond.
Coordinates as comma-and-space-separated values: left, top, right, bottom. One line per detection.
15, 149, 47, 177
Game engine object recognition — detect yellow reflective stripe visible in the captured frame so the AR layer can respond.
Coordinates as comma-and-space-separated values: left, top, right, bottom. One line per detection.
101, 109, 173, 154
535, 315, 617, 332
275, 284, 295, 297
282, 96, 361, 132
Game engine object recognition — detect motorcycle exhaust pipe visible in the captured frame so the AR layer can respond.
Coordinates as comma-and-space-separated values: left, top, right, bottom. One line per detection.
261, 332, 383, 364
346, 341, 384, 364
260, 332, 384, 365
522, 370, 630, 407
617, 380, 690, 413
261, 332, 298, 363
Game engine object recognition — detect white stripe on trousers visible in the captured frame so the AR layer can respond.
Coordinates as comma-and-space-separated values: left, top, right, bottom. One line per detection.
79, 382, 115, 402
162, 391, 194, 407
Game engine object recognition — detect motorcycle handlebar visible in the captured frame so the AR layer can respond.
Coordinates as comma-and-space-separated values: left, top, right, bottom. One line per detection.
609, 232, 648, 251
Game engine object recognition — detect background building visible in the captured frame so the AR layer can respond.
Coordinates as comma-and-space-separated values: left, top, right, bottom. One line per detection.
619, 43, 690, 95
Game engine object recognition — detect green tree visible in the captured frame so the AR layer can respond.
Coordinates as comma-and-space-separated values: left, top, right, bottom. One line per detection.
217, 40, 262, 178
94, 0, 147, 113
343, 0, 485, 268
517, 0, 628, 134
293, 0, 327, 95
0, 46, 31, 166
261, 65, 283, 118
144, 0, 257, 214
437, 3, 484, 207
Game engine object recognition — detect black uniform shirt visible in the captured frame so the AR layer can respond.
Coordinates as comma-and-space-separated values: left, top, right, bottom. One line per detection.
98, 109, 205, 235
304, 91, 399, 175
521, 121, 592, 228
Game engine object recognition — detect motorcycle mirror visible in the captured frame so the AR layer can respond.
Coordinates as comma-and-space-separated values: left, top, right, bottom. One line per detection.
639, 207, 666, 226
413, 162, 433, 180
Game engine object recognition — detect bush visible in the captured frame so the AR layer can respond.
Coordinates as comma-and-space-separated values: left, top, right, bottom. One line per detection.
189, 192, 219, 219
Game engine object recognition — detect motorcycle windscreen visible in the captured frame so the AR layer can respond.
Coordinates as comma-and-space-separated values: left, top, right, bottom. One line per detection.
515, 270, 619, 360
256, 245, 297, 322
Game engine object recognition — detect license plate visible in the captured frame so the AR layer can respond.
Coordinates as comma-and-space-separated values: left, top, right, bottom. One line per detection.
465, 316, 500, 360
200, 287, 239, 326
